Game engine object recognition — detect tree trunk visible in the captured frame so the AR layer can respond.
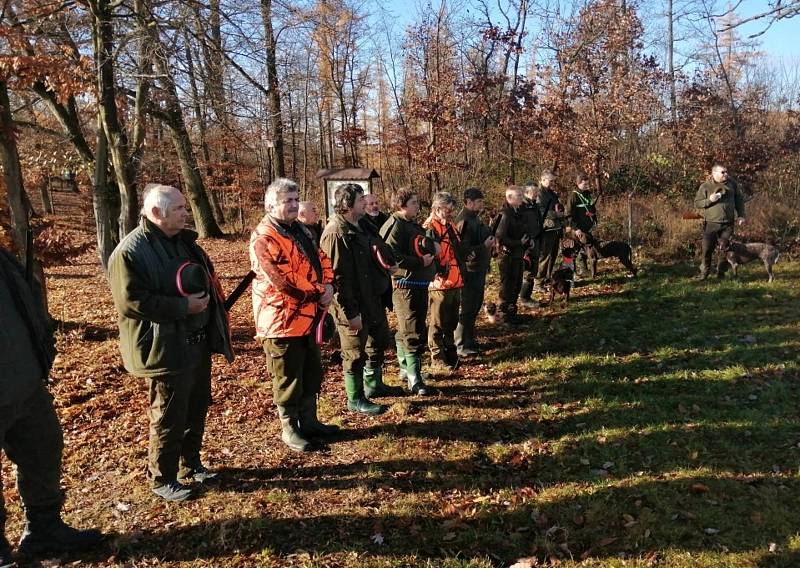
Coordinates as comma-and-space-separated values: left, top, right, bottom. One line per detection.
667, 0, 677, 127
92, 0, 138, 238
93, 119, 118, 269
260, 0, 286, 178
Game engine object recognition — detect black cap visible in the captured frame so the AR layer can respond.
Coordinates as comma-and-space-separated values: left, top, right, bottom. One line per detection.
171, 261, 210, 297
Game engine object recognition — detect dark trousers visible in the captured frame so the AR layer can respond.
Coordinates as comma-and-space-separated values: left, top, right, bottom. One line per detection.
498, 253, 523, 312
428, 289, 461, 365
338, 311, 393, 374
393, 287, 428, 356
146, 341, 211, 487
263, 333, 323, 406
701, 222, 734, 275
536, 230, 561, 282
0, 385, 64, 523
455, 270, 487, 349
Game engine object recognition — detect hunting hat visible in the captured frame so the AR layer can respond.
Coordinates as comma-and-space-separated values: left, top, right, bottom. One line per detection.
371, 240, 398, 270
168, 260, 210, 297
411, 235, 437, 258
315, 309, 337, 345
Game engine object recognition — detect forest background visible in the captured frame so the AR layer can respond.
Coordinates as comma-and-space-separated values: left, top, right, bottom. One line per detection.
1, 0, 799, 276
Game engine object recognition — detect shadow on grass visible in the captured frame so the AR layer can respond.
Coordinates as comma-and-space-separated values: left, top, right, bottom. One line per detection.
64, 473, 799, 565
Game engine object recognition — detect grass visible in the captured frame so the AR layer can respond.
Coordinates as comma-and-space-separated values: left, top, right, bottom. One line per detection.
5, 243, 800, 567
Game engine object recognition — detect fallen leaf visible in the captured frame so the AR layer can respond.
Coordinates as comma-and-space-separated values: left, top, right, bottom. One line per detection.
691, 483, 710, 493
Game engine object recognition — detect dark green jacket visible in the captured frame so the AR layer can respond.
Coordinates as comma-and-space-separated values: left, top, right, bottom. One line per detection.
455, 208, 491, 273
0, 247, 55, 406
537, 187, 565, 231
694, 179, 745, 224
565, 189, 598, 232
108, 218, 234, 378
380, 213, 436, 288
522, 197, 543, 241
495, 204, 528, 258
320, 214, 389, 326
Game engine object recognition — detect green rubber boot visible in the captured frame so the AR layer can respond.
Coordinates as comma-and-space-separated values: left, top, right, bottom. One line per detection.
364, 364, 405, 398
396, 343, 408, 382
344, 370, 387, 415
276, 405, 313, 452
404, 352, 433, 396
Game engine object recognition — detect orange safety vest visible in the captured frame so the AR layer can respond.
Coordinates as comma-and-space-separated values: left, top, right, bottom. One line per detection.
249, 215, 334, 339
428, 219, 464, 291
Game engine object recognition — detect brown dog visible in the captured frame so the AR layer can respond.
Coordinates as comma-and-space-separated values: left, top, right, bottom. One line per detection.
718, 238, 780, 282
548, 238, 580, 305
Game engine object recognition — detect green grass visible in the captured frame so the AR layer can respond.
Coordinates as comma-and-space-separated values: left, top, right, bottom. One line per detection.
28, 250, 800, 567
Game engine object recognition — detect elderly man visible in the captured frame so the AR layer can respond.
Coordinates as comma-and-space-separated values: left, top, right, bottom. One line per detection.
250, 178, 337, 452
380, 188, 435, 395
298, 201, 323, 246
694, 164, 746, 279
108, 184, 234, 502
425, 191, 466, 373
454, 187, 493, 355
363, 193, 389, 231
321, 184, 403, 416
495, 186, 530, 323
534, 169, 565, 290
0, 248, 102, 563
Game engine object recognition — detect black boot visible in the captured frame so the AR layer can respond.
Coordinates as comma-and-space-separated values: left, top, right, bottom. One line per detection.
520, 281, 535, 306
17, 509, 102, 557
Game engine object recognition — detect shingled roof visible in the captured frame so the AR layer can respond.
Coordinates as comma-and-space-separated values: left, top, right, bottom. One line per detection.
315, 168, 380, 180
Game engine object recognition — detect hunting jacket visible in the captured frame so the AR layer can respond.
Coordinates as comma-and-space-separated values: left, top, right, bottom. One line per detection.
537, 187, 565, 232
250, 214, 334, 339
380, 213, 436, 289
320, 214, 389, 327
694, 179, 745, 224
455, 208, 491, 273
495, 204, 529, 258
426, 218, 465, 291
108, 218, 234, 378
565, 189, 598, 233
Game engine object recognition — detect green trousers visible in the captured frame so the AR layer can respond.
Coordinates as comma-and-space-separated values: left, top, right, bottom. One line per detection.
146, 341, 211, 488
338, 311, 393, 375
536, 230, 562, 282
428, 289, 461, 365
0, 384, 64, 522
393, 287, 429, 356
262, 333, 324, 406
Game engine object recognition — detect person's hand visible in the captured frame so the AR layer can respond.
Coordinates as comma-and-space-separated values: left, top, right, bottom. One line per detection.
709, 191, 721, 203
348, 315, 363, 331
737, 217, 746, 226
484, 235, 495, 249
434, 242, 442, 255
389, 263, 400, 275
319, 284, 334, 307
422, 253, 434, 267
521, 234, 531, 246
187, 292, 209, 314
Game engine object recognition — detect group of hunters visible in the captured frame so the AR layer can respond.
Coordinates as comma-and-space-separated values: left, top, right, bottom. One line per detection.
0, 163, 745, 564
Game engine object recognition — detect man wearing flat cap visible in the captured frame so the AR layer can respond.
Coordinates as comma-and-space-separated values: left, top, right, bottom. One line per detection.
108, 183, 233, 502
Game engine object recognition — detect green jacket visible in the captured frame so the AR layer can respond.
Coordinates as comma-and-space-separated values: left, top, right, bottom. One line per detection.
108, 218, 233, 378
495, 203, 528, 258
320, 214, 389, 326
455, 208, 491, 273
380, 213, 436, 288
565, 189, 598, 232
0, 247, 55, 406
694, 179, 745, 224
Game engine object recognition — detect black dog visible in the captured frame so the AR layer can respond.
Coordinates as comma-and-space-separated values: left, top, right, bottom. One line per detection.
718, 238, 780, 282
571, 229, 637, 278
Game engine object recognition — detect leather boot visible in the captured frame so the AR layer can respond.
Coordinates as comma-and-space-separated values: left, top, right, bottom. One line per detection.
344, 370, 387, 415
17, 508, 102, 557
276, 405, 313, 451
405, 352, 433, 395
298, 394, 340, 438
364, 365, 405, 398
520, 280, 535, 306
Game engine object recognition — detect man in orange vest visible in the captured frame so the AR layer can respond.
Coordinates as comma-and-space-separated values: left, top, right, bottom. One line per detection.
425, 191, 467, 374
250, 178, 337, 452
